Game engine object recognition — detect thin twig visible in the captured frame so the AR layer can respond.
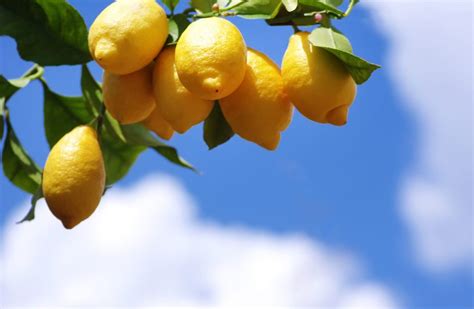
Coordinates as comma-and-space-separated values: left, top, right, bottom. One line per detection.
343, 0, 356, 17
291, 23, 301, 34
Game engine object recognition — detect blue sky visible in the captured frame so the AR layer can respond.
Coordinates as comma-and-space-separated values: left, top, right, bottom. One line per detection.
1, 0, 472, 307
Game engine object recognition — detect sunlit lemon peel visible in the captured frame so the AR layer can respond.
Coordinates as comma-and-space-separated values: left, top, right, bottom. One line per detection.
281, 32, 356, 125
43, 126, 105, 229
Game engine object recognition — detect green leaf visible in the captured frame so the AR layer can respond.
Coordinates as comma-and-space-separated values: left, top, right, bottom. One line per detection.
120, 123, 160, 147
152, 146, 195, 171
323, 0, 343, 7
298, 0, 343, 16
1, 65, 44, 152
203, 102, 234, 150
265, 6, 314, 26
0, 97, 5, 140
167, 14, 191, 44
2, 118, 42, 194
310, 26, 353, 53
0, 0, 91, 65
80, 64, 102, 116
282, 0, 298, 12
231, 0, 282, 19
101, 130, 146, 186
17, 182, 43, 223
42, 82, 94, 148
120, 123, 196, 171
0, 65, 44, 100
309, 27, 381, 84
0, 75, 28, 100
191, 0, 216, 13
162, 0, 180, 12
104, 111, 127, 142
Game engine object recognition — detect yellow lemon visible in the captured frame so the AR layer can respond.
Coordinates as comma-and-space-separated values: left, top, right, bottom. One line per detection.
103, 64, 156, 124
152, 47, 214, 133
220, 48, 293, 150
88, 0, 168, 75
43, 126, 105, 229
142, 106, 174, 140
281, 32, 356, 126
175, 17, 247, 100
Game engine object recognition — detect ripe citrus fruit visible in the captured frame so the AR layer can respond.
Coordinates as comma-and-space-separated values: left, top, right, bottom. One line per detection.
88, 0, 168, 75
281, 32, 356, 126
152, 47, 214, 133
103, 64, 156, 124
175, 17, 247, 100
220, 48, 293, 150
142, 106, 174, 140
42, 126, 106, 229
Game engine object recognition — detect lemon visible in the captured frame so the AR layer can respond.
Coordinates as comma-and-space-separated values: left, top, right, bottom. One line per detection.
152, 47, 214, 133
175, 17, 247, 100
220, 48, 293, 150
142, 106, 174, 140
88, 0, 168, 75
103, 64, 156, 124
281, 32, 356, 126
43, 126, 106, 229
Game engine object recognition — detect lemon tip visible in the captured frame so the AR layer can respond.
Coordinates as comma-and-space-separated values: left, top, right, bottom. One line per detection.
326, 105, 349, 126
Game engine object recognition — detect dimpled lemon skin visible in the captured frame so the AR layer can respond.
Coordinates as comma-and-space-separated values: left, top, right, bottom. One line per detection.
103, 64, 156, 124
142, 105, 174, 140
153, 47, 214, 133
220, 49, 293, 150
281, 32, 356, 126
42, 126, 105, 229
88, 0, 168, 75
175, 17, 247, 100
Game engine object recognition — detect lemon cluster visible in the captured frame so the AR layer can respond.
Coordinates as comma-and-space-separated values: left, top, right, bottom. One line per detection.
87, 0, 356, 151
42, 0, 357, 229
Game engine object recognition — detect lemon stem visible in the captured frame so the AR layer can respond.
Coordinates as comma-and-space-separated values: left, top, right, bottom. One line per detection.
343, 0, 356, 18
21, 64, 44, 80
291, 23, 301, 34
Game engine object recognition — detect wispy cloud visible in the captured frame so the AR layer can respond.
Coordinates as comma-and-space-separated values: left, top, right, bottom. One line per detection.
1, 175, 398, 307
365, 0, 473, 272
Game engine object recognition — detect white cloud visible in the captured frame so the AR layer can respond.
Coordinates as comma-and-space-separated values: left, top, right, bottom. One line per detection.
364, 1, 473, 272
1, 175, 398, 308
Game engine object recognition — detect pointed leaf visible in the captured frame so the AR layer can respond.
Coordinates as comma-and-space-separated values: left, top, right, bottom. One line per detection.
203, 102, 234, 150
0, 66, 44, 100
310, 26, 353, 53
322, 0, 343, 7
0, 0, 91, 65
104, 111, 127, 142
225, 0, 281, 19
120, 123, 196, 171
0, 97, 5, 140
309, 27, 381, 84
42, 82, 94, 148
101, 130, 146, 185
152, 145, 195, 171
17, 182, 43, 223
298, 0, 343, 16
2, 118, 42, 194
80, 64, 102, 115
